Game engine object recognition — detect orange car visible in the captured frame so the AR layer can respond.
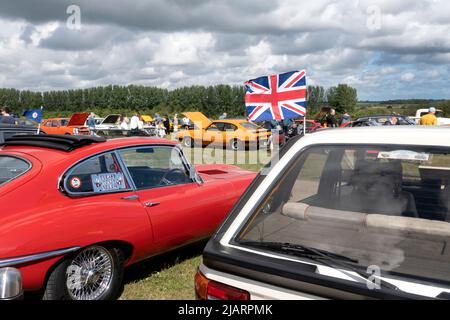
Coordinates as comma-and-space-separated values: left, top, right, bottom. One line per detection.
41, 113, 90, 135
175, 112, 271, 151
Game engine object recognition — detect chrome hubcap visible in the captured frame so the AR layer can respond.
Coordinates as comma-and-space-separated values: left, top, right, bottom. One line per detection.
66, 246, 114, 300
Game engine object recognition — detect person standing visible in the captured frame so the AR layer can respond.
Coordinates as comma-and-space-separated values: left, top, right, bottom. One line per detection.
420, 107, 438, 126
340, 111, 352, 126
182, 116, 190, 130
0, 107, 16, 124
86, 113, 96, 136
120, 114, 130, 130
138, 115, 144, 130
157, 122, 166, 138
173, 114, 179, 133
163, 116, 171, 134
282, 118, 293, 134
219, 112, 227, 120
326, 109, 338, 128
154, 113, 162, 124
130, 112, 140, 135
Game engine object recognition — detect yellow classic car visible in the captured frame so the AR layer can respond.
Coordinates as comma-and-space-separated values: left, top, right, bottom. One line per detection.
175, 112, 271, 151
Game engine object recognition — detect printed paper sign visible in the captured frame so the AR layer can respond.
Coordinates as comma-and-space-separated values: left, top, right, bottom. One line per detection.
91, 172, 126, 192
378, 150, 430, 162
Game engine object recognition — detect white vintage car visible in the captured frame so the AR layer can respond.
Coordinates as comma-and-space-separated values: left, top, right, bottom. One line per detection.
196, 126, 450, 300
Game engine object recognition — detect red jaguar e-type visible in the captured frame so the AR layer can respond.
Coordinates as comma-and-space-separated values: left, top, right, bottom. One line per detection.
0, 135, 256, 300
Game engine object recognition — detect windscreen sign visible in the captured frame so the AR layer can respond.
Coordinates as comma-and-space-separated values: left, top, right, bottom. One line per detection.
91, 172, 126, 192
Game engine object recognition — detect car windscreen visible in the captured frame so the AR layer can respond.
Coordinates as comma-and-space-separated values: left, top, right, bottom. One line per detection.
0, 155, 31, 186
235, 145, 450, 288
240, 122, 260, 130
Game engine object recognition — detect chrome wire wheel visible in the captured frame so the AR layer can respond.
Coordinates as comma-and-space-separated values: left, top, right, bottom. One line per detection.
66, 246, 114, 300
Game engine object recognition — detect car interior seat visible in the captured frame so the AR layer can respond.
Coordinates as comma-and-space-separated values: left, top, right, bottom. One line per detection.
341, 159, 418, 217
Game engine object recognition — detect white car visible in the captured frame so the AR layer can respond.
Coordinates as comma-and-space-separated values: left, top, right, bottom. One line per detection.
95, 114, 121, 130
196, 126, 450, 300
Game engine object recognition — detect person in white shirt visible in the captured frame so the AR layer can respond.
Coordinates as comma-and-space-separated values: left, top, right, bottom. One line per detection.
130, 112, 140, 135
120, 114, 129, 130
182, 116, 190, 130
173, 114, 179, 133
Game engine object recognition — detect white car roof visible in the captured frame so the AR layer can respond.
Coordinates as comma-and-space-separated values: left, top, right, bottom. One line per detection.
300, 126, 450, 148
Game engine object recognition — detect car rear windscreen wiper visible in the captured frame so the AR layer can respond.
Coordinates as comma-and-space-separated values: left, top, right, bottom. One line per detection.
239, 240, 358, 263
238, 240, 400, 292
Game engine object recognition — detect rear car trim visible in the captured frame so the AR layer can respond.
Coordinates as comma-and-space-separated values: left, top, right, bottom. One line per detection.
0, 246, 80, 268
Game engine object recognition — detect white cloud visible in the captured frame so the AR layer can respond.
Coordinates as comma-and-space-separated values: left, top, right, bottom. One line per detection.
153, 32, 215, 66
380, 67, 396, 75
401, 72, 415, 82
0, 0, 449, 100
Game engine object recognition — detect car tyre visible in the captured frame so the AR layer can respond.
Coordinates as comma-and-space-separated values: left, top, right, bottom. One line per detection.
182, 136, 194, 148
42, 245, 124, 300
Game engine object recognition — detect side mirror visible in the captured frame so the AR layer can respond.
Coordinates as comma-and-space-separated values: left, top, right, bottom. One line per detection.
189, 167, 203, 185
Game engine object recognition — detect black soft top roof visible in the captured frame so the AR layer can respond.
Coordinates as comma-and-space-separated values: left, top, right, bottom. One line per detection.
1, 134, 106, 152
0, 124, 37, 130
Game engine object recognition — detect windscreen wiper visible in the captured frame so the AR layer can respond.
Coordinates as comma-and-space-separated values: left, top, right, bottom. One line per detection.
239, 240, 400, 292
239, 240, 357, 263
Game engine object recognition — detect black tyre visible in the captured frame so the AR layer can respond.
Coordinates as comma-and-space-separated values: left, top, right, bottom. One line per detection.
182, 136, 194, 148
229, 139, 244, 151
43, 245, 124, 300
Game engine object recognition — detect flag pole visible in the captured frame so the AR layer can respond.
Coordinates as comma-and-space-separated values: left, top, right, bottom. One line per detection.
303, 114, 306, 136
36, 106, 43, 135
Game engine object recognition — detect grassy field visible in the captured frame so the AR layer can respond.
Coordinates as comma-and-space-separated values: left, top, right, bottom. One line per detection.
120, 146, 267, 300
120, 242, 205, 300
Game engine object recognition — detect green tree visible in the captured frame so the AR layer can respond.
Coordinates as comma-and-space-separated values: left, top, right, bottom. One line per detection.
326, 84, 358, 113
307, 86, 326, 116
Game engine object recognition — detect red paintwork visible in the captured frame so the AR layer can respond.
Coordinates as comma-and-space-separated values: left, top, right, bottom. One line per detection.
0, 138, 256, 291
294, 119, 323, 132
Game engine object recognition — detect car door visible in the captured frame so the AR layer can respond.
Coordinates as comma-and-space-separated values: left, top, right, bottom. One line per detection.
61, 150, 152, 252
42, 120, 57, 134
118, 145, 226, 252
203, 123, 224, 147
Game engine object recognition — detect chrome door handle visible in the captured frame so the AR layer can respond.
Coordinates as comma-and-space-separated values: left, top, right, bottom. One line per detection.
144, 202, 160, 208
121, 195, 139, 201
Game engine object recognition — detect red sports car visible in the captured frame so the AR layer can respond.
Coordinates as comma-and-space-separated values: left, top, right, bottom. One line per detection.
0, 135, 256, 300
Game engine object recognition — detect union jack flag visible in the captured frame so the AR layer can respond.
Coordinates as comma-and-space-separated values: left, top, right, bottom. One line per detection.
245, 70, 307, 122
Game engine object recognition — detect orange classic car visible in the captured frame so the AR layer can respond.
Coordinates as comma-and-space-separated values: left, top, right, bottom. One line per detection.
41, 113, 90, 135
175, 112, 271, 151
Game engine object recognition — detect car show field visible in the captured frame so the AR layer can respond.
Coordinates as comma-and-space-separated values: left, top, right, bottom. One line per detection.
3, 1, 450, 307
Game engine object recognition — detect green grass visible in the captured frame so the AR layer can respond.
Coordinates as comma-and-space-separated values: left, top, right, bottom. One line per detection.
120, 147, 267, 300
120, 242, 205, 300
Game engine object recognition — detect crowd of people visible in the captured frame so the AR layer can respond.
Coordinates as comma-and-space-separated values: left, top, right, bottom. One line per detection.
86, 112, 192, 137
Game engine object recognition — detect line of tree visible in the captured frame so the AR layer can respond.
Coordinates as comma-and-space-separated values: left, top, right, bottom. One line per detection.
0, 83, 359, 118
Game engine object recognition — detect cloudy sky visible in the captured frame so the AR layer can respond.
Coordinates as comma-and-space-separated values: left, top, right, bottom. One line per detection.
0, 0, 449, 100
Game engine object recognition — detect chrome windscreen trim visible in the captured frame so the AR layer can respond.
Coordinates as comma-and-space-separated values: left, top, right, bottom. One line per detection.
0, 246, 81, 268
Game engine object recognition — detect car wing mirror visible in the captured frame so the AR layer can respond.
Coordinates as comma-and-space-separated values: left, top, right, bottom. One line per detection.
189, 167, 203, 185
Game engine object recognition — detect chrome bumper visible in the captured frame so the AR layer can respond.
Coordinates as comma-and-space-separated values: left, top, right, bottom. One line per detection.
0, 268, 23, 300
